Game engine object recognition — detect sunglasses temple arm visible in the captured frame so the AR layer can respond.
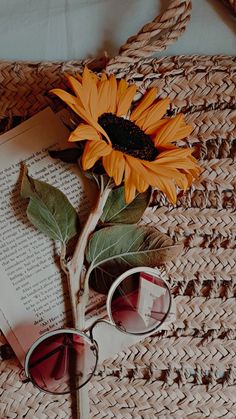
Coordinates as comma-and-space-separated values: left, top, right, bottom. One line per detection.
85, 318, 113, 342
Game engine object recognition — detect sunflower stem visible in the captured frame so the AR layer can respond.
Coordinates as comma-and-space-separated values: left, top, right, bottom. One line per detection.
67, 178, 112, 329
63, 177, 111, 419
60, 242, 77, 326
60, 243, 82, 419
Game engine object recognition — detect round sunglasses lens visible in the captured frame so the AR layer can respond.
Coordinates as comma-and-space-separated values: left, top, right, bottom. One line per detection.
27, 331, 97, 394
110, 270, 171, 334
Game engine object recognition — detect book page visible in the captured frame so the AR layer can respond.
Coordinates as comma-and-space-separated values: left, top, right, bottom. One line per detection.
0, 108, 175, 368
0, 108, 93, 363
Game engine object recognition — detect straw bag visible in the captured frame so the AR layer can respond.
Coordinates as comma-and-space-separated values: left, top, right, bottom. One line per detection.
1, 1, 236, 417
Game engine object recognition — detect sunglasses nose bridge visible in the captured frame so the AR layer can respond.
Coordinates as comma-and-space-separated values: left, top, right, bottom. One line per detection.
85, 318, 113, 342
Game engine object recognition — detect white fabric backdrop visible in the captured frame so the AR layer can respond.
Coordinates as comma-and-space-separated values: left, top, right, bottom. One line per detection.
0, 0, 235, 61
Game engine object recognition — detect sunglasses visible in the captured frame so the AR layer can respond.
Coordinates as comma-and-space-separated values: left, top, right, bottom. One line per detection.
24, 267, 172, 394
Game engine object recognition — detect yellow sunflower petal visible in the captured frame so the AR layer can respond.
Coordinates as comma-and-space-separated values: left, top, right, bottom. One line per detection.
154, 114, 185, 146
66, 74, 83, 98
189, 154, 202, 169
51, 88, 90, 121
76, 72, 82, 82
117, 79, 129, 103
82, 140, 111, 170
156, 144, 179, 153
116, 84, 137, 117
91, 72, 99, 84
185, 154, 202, 176
130, 87, 157, 122
126, 155, 191, 203
100, 72, 108, 82
102, 150, 125, 185
66, 73, 99, 117
155, 158, 197, 170
142, 163, 177, 203
154, 117, 193, 145
184, 166, 202, 181
145, 119, 169, 136
184, 166, 201, 184
136, 98, 170, 131
72, 102, 96, 126
80, 67, 99, 120
157, 148, 193, 159
81, 66, 93, 106
66, 68, 98, 119
126, 155, 167, 187
133, 174, 149, 193
107, 75, 117, 113
50, 88, 79, 109
79, 67, 99, 119
51, 87, 96, 126
154, 177, 177, 204
132, 155, 178, 203
124, 162, 137, 204
69, 124, 101, 142
142, 161, 189, 183
185, 172, 195, 185
69, 100, 110, 142
89, 81, 99, 121
97, 80, 110, 116
155, 148, 199, 170
174, 173, 189, 191
172, 124, 193, 141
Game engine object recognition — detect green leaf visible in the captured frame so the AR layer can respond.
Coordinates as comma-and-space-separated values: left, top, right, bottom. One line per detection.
21, 166, 79, 243
100, 186, 151, 224
86, 224, 183, 272
89, 261, 127, 294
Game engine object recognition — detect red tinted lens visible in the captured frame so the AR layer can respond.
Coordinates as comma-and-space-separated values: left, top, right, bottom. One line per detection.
26, 331, 97, 394
110, 271, 171, 334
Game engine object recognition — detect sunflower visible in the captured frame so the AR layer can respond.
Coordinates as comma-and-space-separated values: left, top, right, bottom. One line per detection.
51, 67, 201, 204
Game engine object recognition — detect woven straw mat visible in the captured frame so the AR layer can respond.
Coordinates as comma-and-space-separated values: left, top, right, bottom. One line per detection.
0, 1, 236, 418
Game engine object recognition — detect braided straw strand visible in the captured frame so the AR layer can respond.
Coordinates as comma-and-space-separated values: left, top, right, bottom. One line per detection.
107, 0, 192, 71
1, 54, 235, 417
0, 1, 236, 416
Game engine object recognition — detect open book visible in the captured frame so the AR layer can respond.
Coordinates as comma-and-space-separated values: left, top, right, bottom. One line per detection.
0, 108, 174, 367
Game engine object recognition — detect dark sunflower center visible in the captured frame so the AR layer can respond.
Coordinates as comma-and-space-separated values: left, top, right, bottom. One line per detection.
98, 113, 158, 161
